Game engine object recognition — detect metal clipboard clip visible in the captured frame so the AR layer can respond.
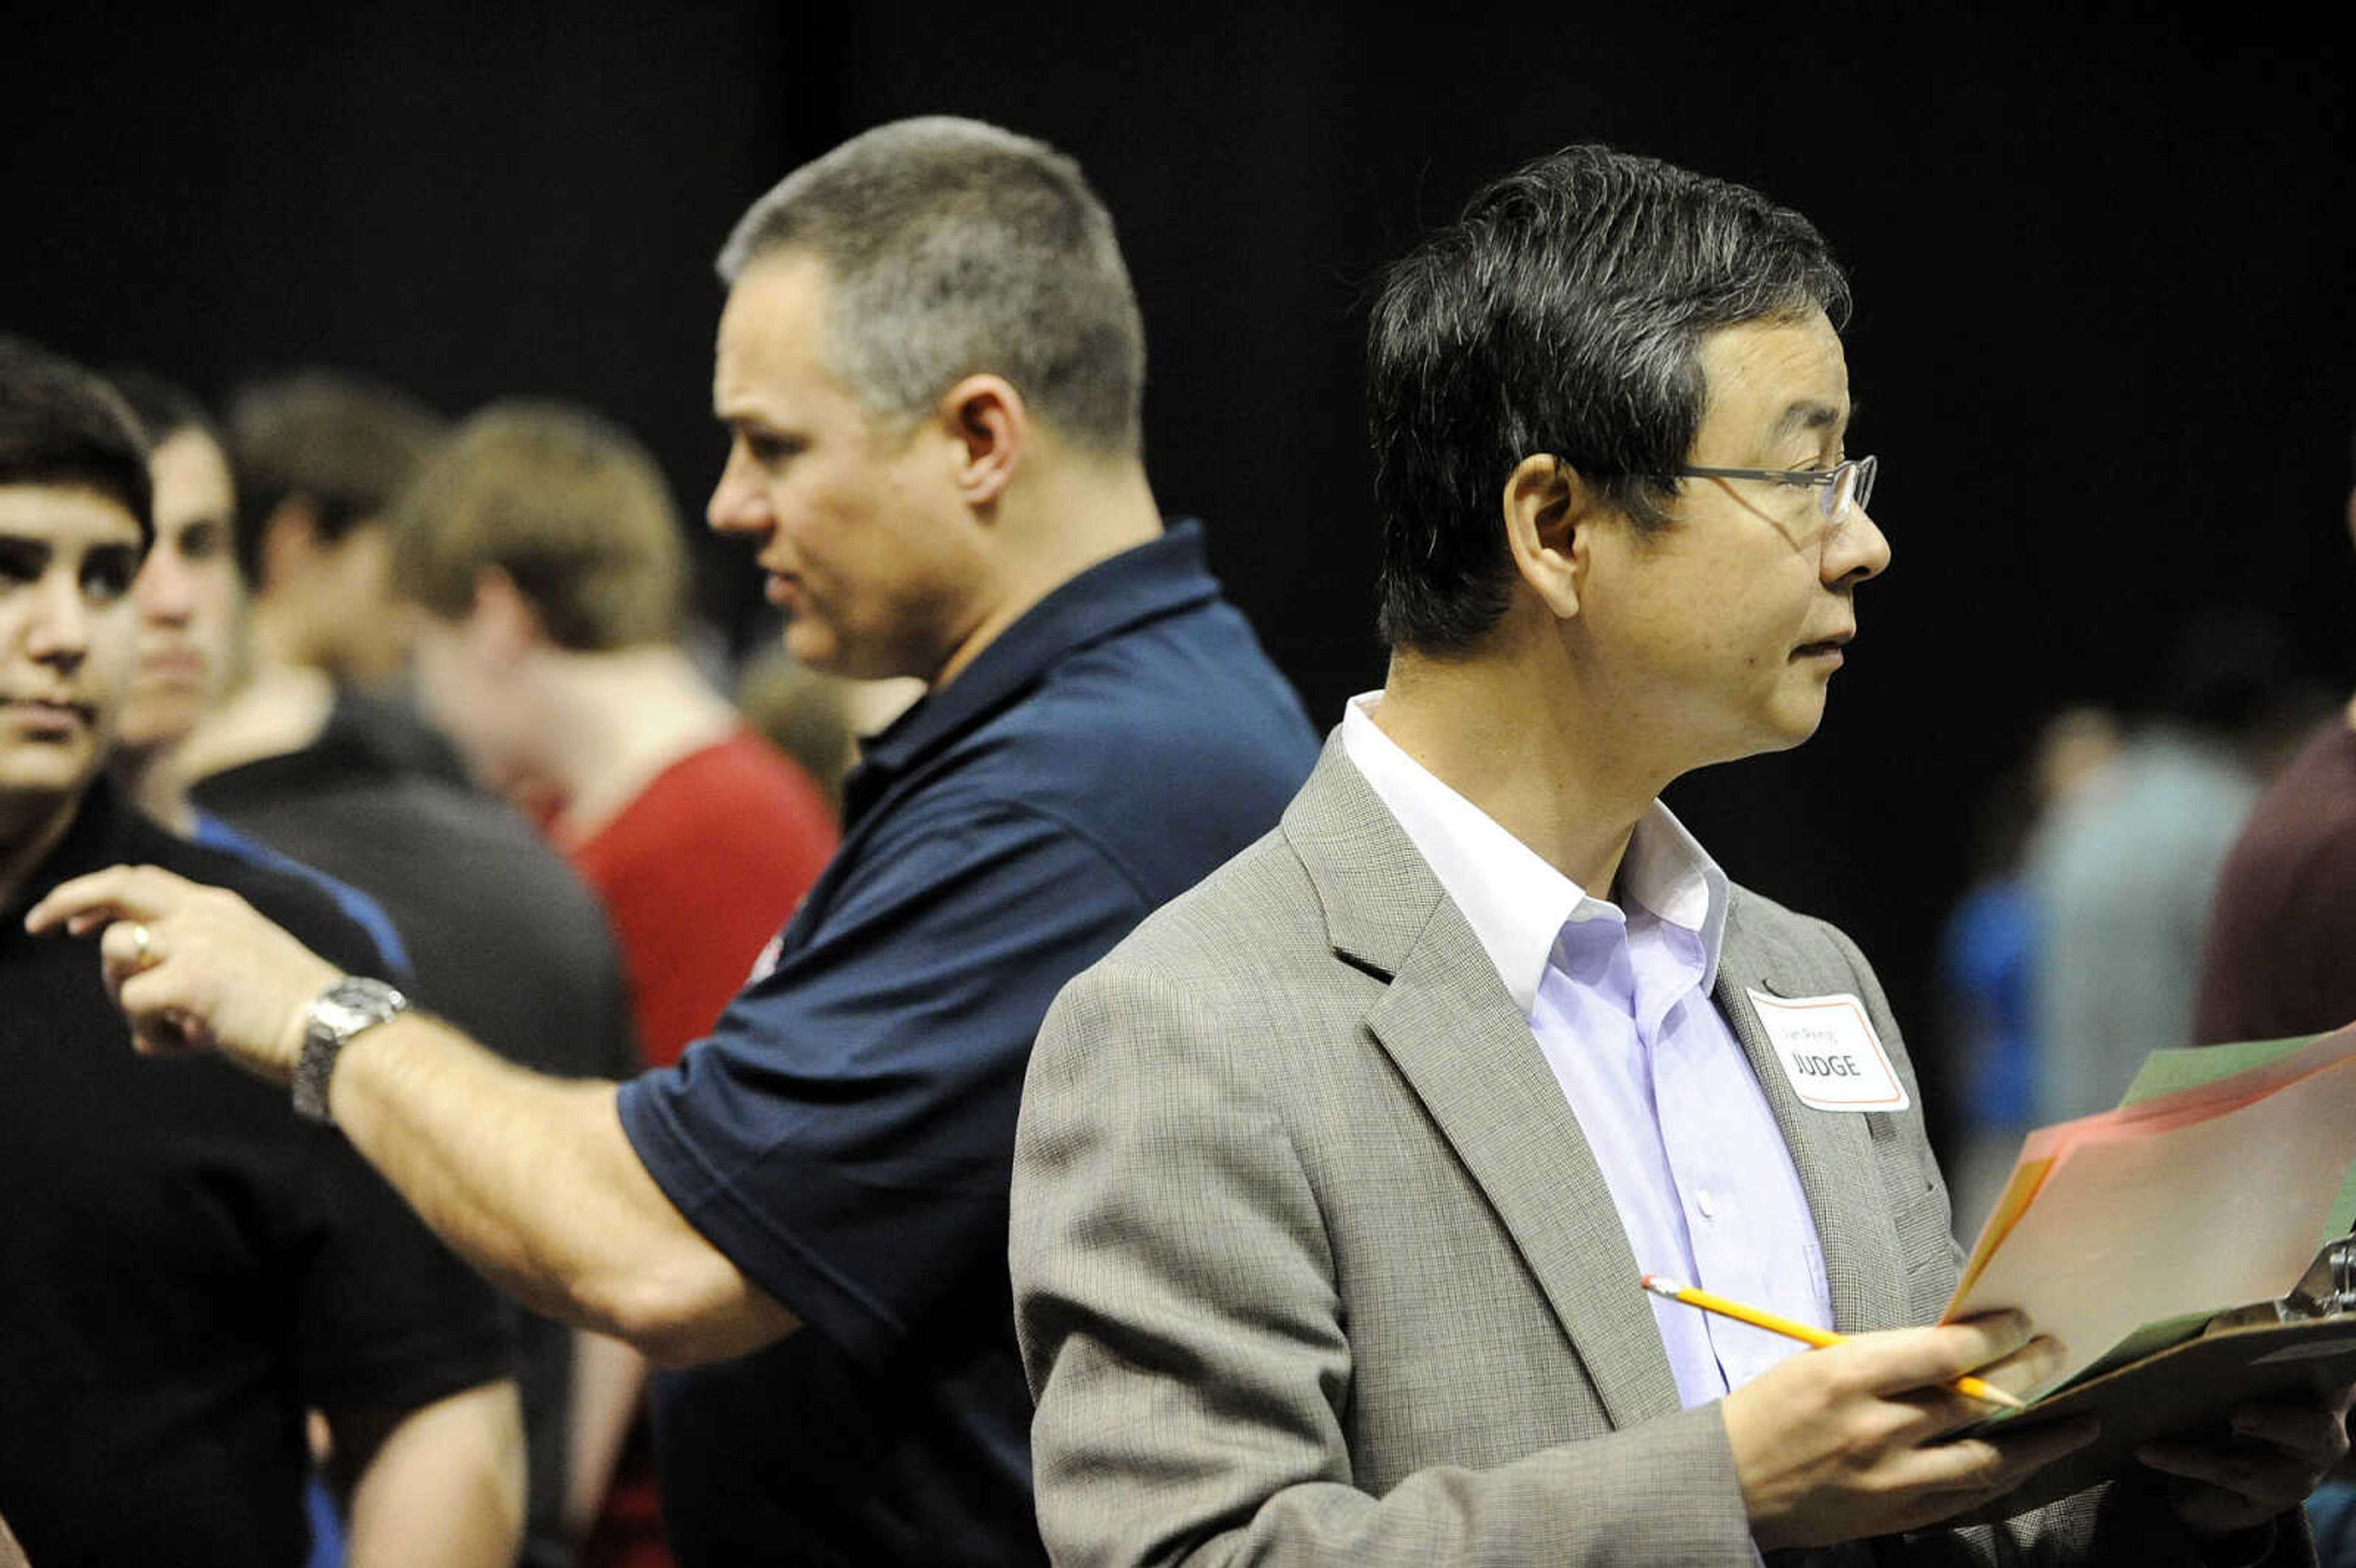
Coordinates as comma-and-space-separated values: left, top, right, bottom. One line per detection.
2204, 1232, 2356, 1333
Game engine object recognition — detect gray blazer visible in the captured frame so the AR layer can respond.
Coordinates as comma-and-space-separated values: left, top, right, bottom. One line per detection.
1013, 740, 2301, 1567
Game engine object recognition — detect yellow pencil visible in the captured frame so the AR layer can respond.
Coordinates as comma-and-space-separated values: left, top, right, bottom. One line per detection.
1639, 1274, 2028, 1410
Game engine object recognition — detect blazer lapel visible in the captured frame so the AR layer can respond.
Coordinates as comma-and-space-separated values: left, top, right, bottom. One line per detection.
1712, 901, 1911, 1336
1284, 740, 1684, 1429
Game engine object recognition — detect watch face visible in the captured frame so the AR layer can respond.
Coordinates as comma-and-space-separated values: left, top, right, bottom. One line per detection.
296, 978, 408, 1123
321, 978, 407, 1031
315, 997, 370, 1034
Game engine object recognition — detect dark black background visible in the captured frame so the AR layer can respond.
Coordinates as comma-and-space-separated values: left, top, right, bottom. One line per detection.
10, 4, 2352, 1151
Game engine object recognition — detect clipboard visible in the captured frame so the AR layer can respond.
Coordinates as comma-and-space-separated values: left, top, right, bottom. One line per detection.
1954, 1237, 2356, 1524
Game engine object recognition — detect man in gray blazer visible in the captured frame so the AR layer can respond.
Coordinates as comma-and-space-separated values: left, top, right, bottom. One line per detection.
1011, 145, 2349, 1565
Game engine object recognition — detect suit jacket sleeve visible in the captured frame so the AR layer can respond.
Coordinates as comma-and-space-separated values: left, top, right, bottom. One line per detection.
1012, 955, 1761, 1568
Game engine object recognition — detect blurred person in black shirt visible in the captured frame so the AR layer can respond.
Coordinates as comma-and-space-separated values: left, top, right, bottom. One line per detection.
169, 367, 642, 1567
0, 341, 520, 1566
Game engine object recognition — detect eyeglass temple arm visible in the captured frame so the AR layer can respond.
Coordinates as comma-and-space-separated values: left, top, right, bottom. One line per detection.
1679, 463, 1852, 486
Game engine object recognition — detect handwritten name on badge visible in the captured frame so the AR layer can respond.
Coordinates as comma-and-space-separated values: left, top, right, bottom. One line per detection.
1745, 990, 1909, 1112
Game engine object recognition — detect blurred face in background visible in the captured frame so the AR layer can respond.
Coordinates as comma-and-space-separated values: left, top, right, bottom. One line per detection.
118, 427, 244, 754
266, 511, 411, 686
407, 588, 553, 815
0, 485, 142, 820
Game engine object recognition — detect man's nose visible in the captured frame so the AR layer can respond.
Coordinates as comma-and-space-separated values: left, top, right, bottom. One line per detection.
1823, 501, 1890, 586
26, 572, 93, 664
707, 447, 768, 537
136, 546, 193, 623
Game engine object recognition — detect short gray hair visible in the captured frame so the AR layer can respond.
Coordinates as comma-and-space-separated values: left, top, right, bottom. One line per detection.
718, 117, 1145, 455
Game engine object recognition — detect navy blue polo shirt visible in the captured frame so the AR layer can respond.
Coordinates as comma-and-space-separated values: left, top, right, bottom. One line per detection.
615, 521, 1317, 1566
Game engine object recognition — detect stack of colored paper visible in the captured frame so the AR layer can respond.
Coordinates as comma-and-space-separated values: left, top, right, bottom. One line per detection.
1946, 1023, 2356, 1395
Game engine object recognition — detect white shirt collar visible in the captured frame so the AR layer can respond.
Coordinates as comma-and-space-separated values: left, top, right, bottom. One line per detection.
1339, 692, 1730, 1015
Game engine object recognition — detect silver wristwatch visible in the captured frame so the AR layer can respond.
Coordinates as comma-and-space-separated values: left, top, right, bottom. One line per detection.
293, 977, 409, 1123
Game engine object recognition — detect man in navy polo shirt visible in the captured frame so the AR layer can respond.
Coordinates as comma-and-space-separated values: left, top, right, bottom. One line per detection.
31, 118, 1318, 1566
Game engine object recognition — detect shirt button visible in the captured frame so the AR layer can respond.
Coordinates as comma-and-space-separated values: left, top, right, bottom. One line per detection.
1695, 1188, 1717, 1220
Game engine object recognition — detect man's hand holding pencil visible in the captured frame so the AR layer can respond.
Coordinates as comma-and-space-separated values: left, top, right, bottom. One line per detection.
1702, 1288, 2092, 1550
1674, 1269, 2347, 1554
1642, 1275, 2027, 1409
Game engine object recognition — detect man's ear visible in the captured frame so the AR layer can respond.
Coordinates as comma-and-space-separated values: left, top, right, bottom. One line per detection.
934, 374, 1026, 510
1501, 455, 1591, 620
468, 567, 549, 663
256, 498, 326, 592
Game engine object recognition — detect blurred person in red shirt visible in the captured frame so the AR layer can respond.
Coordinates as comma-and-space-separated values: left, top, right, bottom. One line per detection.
392, 399, 837, 1565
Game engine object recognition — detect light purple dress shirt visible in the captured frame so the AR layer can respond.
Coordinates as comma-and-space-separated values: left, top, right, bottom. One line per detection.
1342, 695, 1832, 1410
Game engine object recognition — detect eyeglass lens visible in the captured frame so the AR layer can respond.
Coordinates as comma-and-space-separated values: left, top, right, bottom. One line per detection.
1824, 455, 1876, 522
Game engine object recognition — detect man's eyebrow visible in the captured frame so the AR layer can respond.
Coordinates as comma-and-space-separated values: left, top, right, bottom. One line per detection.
1770, 400, 1848, 442
723, 411, 803, 447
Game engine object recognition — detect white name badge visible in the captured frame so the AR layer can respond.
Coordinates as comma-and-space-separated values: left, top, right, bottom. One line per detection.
1746, 990, 1909, 1112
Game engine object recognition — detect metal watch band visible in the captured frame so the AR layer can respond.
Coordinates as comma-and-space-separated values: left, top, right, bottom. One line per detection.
292, 977, 409, 1123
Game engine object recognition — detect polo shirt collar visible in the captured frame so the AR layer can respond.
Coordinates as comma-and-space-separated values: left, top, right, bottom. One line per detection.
844, 520, 1220, 823
1339, 693, 1730, 1015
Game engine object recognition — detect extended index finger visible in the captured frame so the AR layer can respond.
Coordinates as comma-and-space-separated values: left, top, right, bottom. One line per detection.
24, 864, 188, 937
1844, 1313, 2041, 1401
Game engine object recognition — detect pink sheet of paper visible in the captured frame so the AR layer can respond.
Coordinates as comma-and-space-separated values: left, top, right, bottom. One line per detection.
2035, 1025, 2356, 1144
1952, 1024, 2356, 1302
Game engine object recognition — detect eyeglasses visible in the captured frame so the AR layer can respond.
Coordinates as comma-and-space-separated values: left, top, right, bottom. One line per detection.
1677, 453, 1877, 524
